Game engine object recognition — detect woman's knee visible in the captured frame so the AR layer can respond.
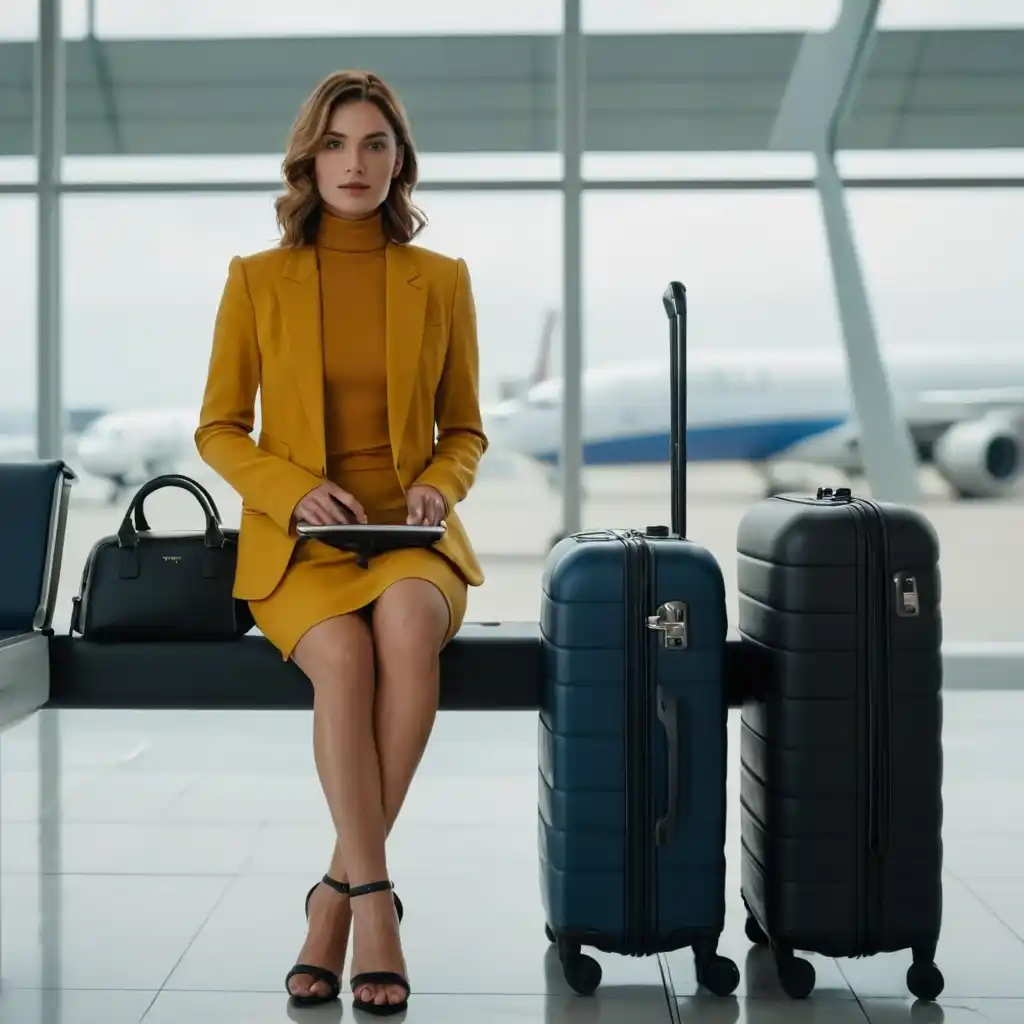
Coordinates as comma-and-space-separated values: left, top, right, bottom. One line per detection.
372, 579, 451, 658
291, 612, 375, 690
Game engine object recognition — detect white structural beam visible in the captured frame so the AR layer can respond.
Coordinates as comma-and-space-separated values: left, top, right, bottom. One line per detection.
7, 175, 1024, 199
770, 0, 921, 504
559, 0, 585, 536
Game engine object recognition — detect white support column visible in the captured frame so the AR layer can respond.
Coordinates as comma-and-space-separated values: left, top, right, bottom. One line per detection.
559, 0, 585, 535
771, 0, 921, 504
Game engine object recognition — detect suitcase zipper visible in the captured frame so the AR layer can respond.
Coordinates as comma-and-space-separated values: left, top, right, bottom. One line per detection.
864, 498, 893, 953
620, 529, 652, 952
849, 497, 892, 955
780, 490, 893, 953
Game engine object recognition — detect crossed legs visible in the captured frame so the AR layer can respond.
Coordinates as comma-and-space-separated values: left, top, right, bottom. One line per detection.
287, 578, 451, 1009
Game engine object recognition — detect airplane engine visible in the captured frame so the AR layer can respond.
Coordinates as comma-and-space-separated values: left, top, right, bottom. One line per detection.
932, 414, 1023, 499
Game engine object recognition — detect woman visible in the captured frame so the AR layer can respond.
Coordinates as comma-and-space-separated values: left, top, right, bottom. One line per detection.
195, 69, 488, 1015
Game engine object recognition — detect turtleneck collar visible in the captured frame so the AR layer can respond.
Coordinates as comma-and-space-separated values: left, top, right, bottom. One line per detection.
317, 209, 386, 253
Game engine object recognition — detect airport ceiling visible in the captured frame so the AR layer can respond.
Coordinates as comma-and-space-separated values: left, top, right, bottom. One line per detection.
1, 29, 1022, 156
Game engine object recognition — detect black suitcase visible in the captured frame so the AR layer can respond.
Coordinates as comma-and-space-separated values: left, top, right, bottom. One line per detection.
735, 486, 945, 1002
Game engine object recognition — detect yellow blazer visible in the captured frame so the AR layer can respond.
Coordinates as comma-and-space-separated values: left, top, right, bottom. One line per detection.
194, 238, 488, 602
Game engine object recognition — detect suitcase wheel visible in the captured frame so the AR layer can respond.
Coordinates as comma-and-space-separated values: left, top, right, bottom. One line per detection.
776, 954, 816, 1000
556, 940, 602, 996
692, 946, 741, 995
544, 925, 603, 995
907, 960, 944, 1002
744, 914, 769, 947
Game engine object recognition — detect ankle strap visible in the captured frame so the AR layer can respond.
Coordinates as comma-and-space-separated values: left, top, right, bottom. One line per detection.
321, 874, 349, 896
348, 879, 394, 899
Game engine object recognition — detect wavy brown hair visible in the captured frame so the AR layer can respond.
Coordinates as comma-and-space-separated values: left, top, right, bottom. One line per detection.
275, 70, 427, 248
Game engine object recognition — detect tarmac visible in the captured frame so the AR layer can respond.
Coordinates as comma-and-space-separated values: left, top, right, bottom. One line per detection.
53, 458, 1023, 644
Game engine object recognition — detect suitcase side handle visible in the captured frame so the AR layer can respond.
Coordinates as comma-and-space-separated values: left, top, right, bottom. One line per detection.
662, 282, 687, 539
654, 686, 680, 846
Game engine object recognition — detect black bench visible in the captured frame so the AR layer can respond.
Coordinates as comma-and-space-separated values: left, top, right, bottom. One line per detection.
0, 461, 1014, 734
0, 461, 761, 720
45, 624, 759, 711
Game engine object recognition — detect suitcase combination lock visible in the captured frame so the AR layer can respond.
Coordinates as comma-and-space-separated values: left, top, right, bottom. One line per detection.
647, 601, 688, 648
893, 572, 920, 617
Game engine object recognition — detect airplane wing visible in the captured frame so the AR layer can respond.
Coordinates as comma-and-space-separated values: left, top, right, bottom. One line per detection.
774, 387, 1024, 500
782, 386, 1024, 455
912, 387, 1024, 424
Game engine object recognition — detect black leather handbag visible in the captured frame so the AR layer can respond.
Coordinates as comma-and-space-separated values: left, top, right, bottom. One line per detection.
70, 474, 255, 642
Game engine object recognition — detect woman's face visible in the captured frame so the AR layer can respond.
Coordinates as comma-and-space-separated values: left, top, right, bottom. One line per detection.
314, 99, 404, 220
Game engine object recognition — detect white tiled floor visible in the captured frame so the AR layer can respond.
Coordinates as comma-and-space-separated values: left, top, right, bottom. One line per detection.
3, 695, 1024, 1023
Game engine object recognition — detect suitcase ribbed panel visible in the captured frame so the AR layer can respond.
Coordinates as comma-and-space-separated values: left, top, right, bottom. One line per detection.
538, 529, 730, 954
736, 495, 944, 959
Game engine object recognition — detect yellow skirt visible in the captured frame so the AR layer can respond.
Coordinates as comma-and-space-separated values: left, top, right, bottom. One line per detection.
249, 457, 468, 661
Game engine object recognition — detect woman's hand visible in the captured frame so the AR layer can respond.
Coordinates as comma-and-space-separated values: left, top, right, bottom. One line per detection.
406, 484, 446, 526
293, 481, 367, 526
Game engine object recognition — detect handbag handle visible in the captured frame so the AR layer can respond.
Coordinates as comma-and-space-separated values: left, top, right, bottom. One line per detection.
117, 474, 225, 549
133, 474, 223, 531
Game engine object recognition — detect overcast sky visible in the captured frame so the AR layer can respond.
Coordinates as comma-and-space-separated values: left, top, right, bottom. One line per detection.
1, 0, 1023, 414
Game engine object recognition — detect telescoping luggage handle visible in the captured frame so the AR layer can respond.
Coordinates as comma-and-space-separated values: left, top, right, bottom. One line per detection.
654, 281, 689, 847
661, 281, 687, 540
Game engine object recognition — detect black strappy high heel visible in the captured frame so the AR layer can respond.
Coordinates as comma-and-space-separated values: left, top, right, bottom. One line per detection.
284, 874, 405, 1008
348, 879, 411, 1016
285, 875, 349, 1007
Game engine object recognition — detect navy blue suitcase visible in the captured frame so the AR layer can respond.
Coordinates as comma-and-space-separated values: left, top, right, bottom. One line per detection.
537, 283, 739, 997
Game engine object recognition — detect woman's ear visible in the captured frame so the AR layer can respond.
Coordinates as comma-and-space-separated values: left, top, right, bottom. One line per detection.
393, 144, 405, 180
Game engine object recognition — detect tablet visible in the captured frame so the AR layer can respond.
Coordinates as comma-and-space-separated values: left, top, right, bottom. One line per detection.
296, 522, 446, 566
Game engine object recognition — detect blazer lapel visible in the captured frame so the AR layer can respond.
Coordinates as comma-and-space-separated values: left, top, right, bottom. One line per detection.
279, 247, 325, 465
385, 244, 426, 458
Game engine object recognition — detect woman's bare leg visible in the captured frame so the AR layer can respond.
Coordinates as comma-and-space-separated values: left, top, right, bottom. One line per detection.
286, 611, 383, 1000
371, 579, 449, 832
319, 580, 449, 883
349, 578, 450, 1009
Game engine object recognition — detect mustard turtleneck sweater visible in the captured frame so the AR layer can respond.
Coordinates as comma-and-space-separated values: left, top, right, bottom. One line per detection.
316, 209, 404, 518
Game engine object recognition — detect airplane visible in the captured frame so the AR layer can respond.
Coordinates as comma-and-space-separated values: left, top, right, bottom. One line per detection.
483, 344, 1024, 501
73, 312, 560, 504
74, 339, 1024, 505
75, 406, 199, 502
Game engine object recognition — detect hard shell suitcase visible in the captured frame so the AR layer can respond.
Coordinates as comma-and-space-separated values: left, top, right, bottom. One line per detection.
736, 486, 945, 1001
537, 282, 740, 997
